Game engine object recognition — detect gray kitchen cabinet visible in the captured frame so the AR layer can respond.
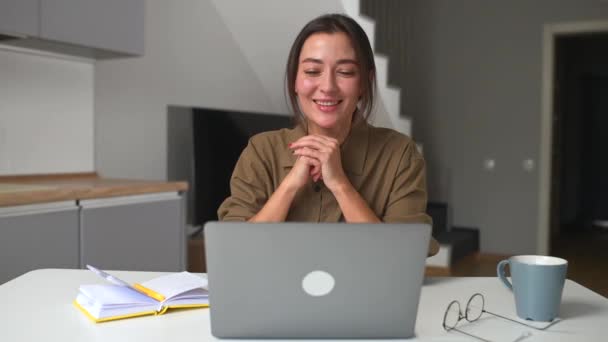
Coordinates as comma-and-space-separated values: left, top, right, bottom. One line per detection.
0, 0, 144, 58
40, 0, 144, 56
79, 193, 186, 272
0, 0, 39, 37
0, 201, 79, 285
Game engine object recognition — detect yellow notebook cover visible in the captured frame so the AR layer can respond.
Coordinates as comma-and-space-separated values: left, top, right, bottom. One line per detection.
74, 266, 209, 323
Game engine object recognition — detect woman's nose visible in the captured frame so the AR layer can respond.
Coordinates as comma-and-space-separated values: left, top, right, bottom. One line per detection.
320, 73, 338, 93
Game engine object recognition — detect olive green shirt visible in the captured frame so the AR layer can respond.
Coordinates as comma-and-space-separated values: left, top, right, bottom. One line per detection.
218, 120, 433, 227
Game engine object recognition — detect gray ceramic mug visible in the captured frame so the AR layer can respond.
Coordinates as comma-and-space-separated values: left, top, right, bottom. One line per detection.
497, 255, 568, 322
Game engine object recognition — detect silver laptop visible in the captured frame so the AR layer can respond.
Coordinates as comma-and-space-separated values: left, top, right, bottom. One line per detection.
204, 222, 431, 339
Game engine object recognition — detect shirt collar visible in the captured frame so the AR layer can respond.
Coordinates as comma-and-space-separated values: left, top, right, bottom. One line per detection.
281, 119, 369, 176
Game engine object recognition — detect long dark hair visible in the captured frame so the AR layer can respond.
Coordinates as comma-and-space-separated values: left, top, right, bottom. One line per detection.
285, 13, 377, 125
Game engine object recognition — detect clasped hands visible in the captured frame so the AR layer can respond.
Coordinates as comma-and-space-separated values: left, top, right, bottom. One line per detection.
286, 135, 348, 192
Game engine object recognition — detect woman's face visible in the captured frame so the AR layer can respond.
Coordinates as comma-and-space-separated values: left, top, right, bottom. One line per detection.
295, 32, 362, 134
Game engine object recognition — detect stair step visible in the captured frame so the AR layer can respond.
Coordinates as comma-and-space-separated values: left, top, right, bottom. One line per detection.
340, 0, 360, 17
393, 115, 412, 137
341, 0, 376, 51
374, 54, 389, 88
378, 84, 400, 118
369, 101, 393, 130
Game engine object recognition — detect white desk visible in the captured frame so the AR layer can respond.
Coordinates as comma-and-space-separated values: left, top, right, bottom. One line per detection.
1, 269, 606, 341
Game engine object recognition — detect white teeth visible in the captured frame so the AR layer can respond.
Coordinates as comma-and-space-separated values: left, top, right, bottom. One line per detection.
315, 100, 339, 106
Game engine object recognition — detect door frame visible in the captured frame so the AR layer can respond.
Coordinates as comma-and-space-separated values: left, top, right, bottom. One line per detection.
539, 20, 608, 254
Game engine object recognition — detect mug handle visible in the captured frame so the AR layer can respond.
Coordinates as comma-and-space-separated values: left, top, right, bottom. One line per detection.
497, 260, 513, 291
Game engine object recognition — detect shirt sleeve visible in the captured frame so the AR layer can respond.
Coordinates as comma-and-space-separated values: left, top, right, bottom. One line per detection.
383, 140, 440, 256
217, 139, 272, 221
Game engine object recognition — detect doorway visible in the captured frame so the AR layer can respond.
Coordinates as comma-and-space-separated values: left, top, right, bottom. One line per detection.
549, 33, 608, 296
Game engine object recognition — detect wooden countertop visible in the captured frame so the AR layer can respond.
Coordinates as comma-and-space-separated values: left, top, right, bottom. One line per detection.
0, 173, 188, 207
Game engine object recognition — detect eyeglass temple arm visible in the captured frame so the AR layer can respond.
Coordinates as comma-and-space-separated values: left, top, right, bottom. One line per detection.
483, 310, 561, 330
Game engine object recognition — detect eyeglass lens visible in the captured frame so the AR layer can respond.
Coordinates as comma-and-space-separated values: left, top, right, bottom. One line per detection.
443, 300, 462, 330
443, 296, 493, 342
466, 293, 485, 322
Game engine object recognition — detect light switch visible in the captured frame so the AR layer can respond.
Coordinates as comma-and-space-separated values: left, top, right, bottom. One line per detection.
483, 159, 495, 171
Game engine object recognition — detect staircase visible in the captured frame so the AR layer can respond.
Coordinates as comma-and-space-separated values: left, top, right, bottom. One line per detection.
342, 1, 480, 268
340, 0, 411, 136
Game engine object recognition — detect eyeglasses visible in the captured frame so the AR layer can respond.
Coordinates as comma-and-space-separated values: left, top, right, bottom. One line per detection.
442, 293, 560, 342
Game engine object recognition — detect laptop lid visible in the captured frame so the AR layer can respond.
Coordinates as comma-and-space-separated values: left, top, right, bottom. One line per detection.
204, 222, 431, 339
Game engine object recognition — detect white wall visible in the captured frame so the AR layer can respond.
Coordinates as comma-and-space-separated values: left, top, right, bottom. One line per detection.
211, 0, 345, 114
94, 0, 275, 180
0, 46, 94, 175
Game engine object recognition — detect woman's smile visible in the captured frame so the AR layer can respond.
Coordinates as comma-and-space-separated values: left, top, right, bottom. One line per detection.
314, 98, 343, 112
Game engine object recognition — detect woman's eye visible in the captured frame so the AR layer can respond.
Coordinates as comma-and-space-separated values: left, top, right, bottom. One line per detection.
338, 70, 356, 77
304, 70, 321, 76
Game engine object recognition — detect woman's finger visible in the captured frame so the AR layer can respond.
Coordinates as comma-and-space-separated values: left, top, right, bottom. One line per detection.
293, 147, 324, 161
299, 155, 321, 179
293, 134, 336, 147
289, 135, 337, 151
309, 158, 321, 177
309, 134, 339, 145
290, 140, 328, 153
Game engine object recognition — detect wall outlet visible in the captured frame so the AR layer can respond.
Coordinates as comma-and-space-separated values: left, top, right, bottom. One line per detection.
523, 159, 535, 172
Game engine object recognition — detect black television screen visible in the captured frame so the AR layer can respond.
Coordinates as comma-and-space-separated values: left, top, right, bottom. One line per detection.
192, 108, 292, 226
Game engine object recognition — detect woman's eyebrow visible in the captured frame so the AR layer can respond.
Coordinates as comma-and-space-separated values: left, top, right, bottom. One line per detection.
301, 58, 323, 64
300, 58, 358, 65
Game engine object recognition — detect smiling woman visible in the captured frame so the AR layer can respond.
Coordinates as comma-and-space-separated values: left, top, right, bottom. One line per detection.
217, 14, 439, 256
